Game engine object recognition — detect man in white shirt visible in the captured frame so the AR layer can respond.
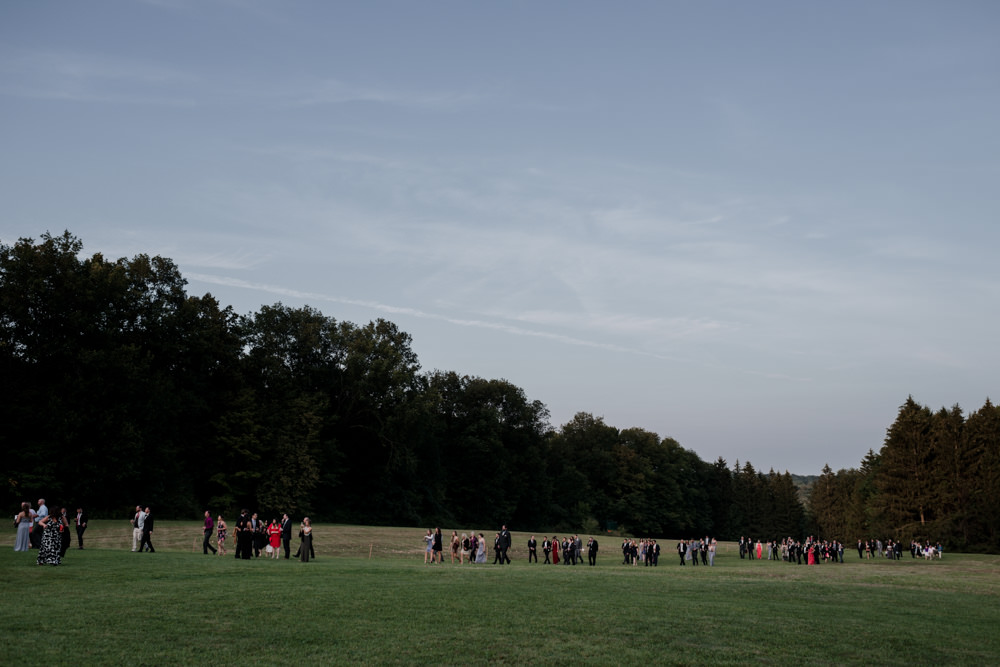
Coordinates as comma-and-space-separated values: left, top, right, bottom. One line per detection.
31, 498, 48, 548
132, 505, 144, 552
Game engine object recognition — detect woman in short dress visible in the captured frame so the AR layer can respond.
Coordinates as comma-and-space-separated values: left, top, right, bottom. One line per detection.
460, 533, 470, 564
432, 527, 443, 564
36, 513, 63, 565
450, 531, 460, 564
267, 518, 281, 559
13, 502, 32, 551
423, 529, 434, 564
216, 515, 227, 556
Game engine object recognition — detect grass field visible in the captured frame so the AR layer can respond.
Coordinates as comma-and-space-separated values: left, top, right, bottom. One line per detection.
2, 521, 998, 665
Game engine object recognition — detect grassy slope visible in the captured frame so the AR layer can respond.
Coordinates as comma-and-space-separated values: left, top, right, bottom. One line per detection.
2, 521, 998, 665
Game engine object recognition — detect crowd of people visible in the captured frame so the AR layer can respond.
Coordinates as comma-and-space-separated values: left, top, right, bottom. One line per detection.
12, 499, 88, 566
194, 509, 317, 562
419, 528, 603, 566
674, 538, 718, 566
13, 500, 948, 568
733, 536, 945, 564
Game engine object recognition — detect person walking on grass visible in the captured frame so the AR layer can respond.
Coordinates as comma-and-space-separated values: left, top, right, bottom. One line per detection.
476, 533, 487, 563
14, 502, 32, 552
140, 507, 155, 553
59, 507, 71, 558
203, 511, 217, 555
499, 525, 512, 564
75, 507, 87, 549
423, 529, 434, 564
31, 498, 48, 549
432, 527, 443, 564
217, 515, 228, 556
35, 512, 63, 566
132, 505, 145, 552
235, 509, 251, 560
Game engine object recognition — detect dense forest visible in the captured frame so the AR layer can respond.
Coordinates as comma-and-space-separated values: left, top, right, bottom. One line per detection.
3, 233, 998, 551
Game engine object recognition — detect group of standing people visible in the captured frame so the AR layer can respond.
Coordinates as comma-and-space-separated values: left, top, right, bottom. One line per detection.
739, 536, 840, 564
421, 528, 602, 566
623, 538, 661, 566
220, 510, 310, 561
676, 538, 717, 566
855, 538, 941, 560
541, 534, 598, 565
14, 499, 88, 566
130, 505, 156, 553
425, 527, 489, 564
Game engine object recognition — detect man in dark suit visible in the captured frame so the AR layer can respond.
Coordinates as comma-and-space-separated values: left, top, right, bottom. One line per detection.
499, 525, 512, 564
281, 513, 292, 559
235, 509, 251, 560
588, 537, 599, 566
75, 508, 88, 549
527, 535, 537, 563
250, 512, 263, 557
140, 507, 155, 553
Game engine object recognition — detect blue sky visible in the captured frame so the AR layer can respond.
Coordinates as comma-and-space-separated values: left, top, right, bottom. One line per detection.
3, 1, 998, 475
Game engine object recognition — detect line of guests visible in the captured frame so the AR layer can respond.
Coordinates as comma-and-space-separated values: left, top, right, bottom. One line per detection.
420, 530, 602, 566
739, 536, 843, 564
855, 538, 942, 560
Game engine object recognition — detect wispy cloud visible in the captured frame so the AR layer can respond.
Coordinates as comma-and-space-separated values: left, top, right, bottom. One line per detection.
185, 272, 708, 364
268, 77, 487, 111
0, 50, 199, 106
0, 48, 484, 112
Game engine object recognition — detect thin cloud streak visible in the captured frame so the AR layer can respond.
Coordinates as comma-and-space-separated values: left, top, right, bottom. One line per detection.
187, 272, 711, 366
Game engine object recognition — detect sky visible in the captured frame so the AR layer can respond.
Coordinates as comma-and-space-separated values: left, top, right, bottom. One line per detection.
2, 1, 998, 475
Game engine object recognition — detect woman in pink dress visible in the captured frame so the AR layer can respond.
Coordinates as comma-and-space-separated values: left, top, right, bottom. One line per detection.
756, 540, 763, 560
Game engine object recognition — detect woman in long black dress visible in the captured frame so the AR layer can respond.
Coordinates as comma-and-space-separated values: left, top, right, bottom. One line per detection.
299, 518, 313, 563
36, 513, 63, 565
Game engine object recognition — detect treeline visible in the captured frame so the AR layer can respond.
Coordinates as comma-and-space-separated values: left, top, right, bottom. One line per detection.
2, 233, 997, 551
810, 397, 1000, 552
0, 232, 805, 538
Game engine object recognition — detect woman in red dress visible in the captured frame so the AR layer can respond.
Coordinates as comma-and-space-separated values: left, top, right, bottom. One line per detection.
267, 518, 281, 559
552, 536, 560, 564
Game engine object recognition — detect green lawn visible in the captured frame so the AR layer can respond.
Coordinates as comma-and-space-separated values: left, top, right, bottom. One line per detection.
2, 521, 998, 665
